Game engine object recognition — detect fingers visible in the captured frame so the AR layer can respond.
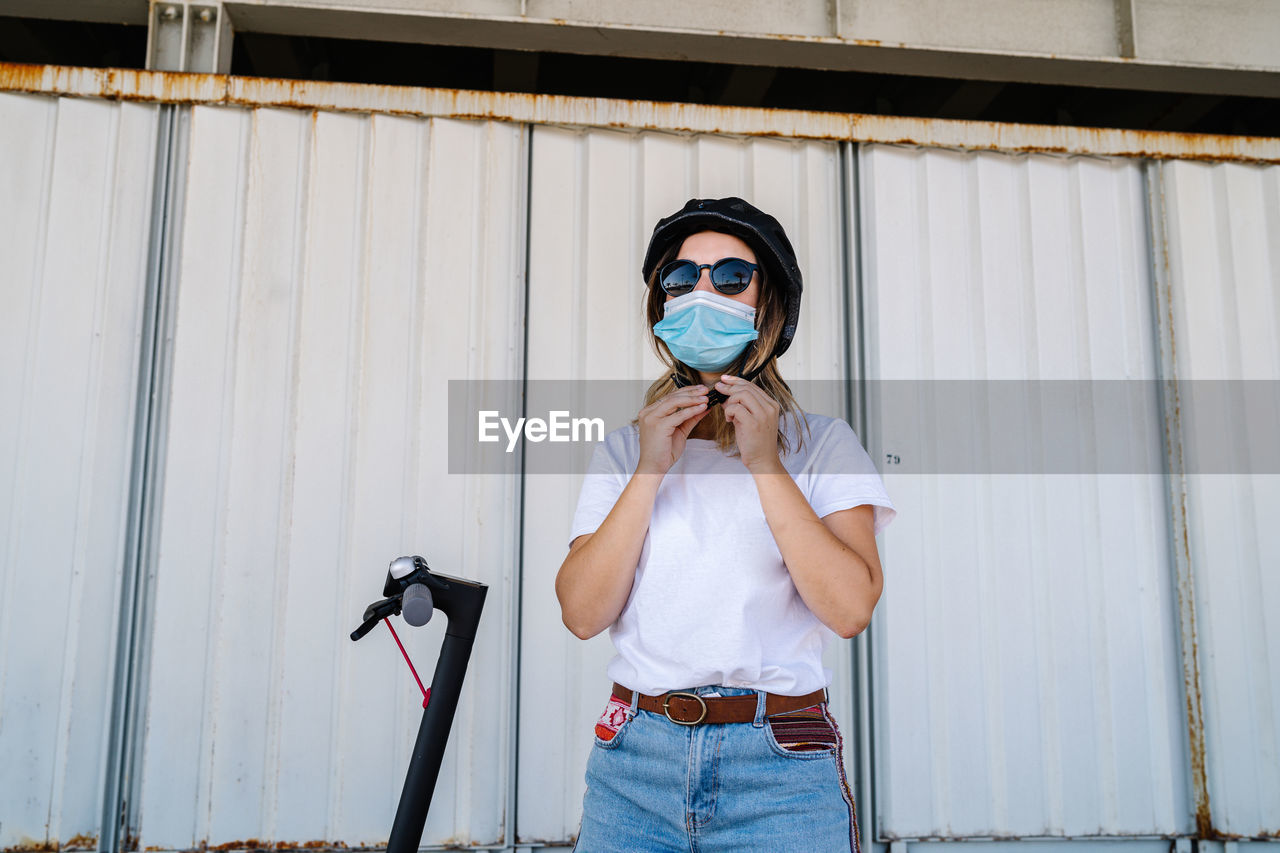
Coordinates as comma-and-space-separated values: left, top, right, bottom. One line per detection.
715, 376, 783, 471
640, 385, 709, 428
715, 375, 774, 417
636, 384, 711, 474
642, 385, 707, 413
725, 390, 761, 418
669, 399, 708, 425
666, 386, 710, 415
716, 376, 749, 423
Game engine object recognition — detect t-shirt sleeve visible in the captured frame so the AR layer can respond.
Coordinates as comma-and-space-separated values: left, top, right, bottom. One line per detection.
805, 418, 897, 535
568, 429, 632, 546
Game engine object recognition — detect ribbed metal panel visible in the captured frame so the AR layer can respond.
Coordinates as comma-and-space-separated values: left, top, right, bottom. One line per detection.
0, 93, 159, 849
133, 107, 526, 849
859, 145, 1190, 838
8, 75, 1277, 853
1156, 160, 1280, 837
517, 125, 849, 843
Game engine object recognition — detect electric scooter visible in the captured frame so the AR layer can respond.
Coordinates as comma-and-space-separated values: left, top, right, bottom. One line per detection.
350, 556, 488, 853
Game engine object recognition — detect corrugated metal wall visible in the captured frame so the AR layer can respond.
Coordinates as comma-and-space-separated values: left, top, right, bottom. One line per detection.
0, 93, 159, 851
1152, 160, 1280, 838
133, 107, 526, 848
3, 85, 1278, 850
517, 126, 851, 843
859, 145, 1190, 838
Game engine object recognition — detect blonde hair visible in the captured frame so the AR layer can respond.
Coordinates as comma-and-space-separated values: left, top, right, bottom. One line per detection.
636, 235, 807, 456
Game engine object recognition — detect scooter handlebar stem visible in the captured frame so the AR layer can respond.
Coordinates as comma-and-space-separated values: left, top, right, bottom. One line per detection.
349, 555, 488, 853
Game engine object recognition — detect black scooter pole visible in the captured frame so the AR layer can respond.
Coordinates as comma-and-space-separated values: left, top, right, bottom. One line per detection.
386, 583, 486, 853
351, 557, 487, 853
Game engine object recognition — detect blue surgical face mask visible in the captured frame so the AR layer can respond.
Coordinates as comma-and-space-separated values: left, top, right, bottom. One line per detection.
653, 291, 759, 372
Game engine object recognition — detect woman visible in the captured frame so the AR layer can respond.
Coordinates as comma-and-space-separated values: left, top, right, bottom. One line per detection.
556, 197, 895, 852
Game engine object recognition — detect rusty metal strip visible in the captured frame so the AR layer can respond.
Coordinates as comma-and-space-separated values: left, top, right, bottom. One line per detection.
1144, 160, 1213, 837
2, 61, 1279, 163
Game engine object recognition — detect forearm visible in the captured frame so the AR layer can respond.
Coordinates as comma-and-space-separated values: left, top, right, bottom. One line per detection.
555, 472, 664, 639
751, 460, 882, 638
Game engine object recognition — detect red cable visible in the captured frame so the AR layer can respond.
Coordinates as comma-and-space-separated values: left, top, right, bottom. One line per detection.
383, 618, 431, 708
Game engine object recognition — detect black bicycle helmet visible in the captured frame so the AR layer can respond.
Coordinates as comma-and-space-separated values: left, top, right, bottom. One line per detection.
642, 196, 803, 359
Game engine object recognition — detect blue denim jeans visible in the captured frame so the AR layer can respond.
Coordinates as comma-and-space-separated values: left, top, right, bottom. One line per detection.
573, 686, 860, 852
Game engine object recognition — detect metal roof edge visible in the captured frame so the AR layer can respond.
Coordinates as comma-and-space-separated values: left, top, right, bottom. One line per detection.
2, 61, 1277, 164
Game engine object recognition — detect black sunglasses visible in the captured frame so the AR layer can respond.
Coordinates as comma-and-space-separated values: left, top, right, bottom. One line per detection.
659, 257, 758, 296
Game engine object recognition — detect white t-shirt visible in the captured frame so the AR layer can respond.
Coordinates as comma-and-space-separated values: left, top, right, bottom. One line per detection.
569, 411, 896, 695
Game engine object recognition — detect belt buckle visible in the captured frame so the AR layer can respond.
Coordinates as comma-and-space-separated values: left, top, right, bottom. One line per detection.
662, 691, 708, 726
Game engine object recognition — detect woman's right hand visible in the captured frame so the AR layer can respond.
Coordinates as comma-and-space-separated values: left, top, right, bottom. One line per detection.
635, 385, 710, 475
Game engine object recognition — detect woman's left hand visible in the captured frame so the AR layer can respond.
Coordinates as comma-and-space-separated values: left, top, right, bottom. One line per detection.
716, 375, 782, 473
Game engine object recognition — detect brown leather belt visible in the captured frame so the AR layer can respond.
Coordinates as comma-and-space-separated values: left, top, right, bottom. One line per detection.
612, 682, 827, 726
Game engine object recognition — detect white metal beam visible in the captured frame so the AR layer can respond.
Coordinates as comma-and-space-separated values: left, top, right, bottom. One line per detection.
3, 63, 1278, 164
5, 0, 1279, 97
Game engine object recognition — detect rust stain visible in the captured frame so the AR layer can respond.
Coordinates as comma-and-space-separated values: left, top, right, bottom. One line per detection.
1149, 177, 1214, 839
204, 840, 356, 851
1182, 527, 1213, 839
217, 840, 334, 851
2, 841, 59, 852
2, 61, 1278, 164
208, 840, 261, 851
1, 837, 97, 853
